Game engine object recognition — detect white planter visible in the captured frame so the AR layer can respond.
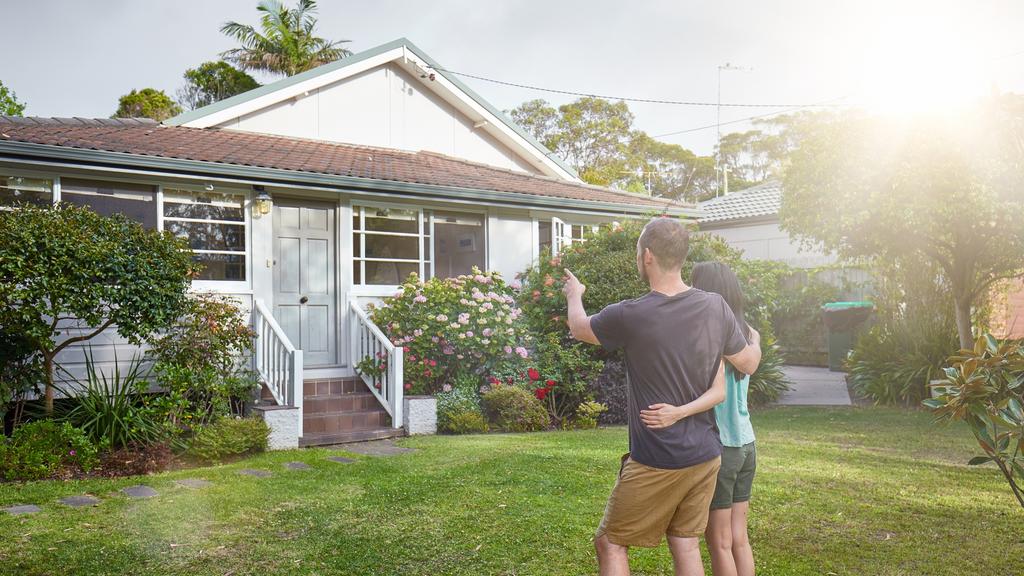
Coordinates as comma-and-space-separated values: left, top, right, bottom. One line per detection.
252, 405, 301, 449
403, 396, 437, 435
928, 378, 947, 400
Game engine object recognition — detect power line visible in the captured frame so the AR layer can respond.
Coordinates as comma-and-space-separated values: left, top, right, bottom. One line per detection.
429, 66, 844, 109
653, 95, 851, 138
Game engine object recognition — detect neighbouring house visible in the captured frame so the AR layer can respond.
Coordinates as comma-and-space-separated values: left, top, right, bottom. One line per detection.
0, 38, 694, 448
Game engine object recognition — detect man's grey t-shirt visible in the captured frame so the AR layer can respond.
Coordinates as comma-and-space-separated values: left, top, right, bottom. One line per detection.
591, 288, 748, 470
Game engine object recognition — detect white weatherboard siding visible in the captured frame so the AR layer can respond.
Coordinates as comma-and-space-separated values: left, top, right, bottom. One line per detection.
219, 64, 539, 176
703, 221, 834, 268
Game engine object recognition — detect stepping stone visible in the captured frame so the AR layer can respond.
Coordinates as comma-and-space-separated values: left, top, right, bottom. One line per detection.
284, 462, 312, 470
238, 469, 272, 478
59, 495, 100, 508
121, 485, 159, 499
341, 439, 416, 457
4, 504, 41, 515
175, 479, 213, 489
326, 456, 354, 464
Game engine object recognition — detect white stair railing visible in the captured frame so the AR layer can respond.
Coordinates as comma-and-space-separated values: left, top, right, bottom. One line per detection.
349, 300, 404, 429
253, 298, 303, 437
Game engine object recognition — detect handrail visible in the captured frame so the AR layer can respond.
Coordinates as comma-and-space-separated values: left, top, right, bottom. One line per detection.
349, 300, 404, 429
253, 298, 303, 437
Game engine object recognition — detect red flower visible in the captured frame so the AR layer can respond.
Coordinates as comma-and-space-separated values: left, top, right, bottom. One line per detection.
404, 383, 412, 390
487, 376, 500, 385
505, 377, 514, 384
527, 368, 541, 381
424, 369, 433, 377
534, 388, 548, 400
545, 379, 556, 389
429, 360, 437, 367
403, 346, 410, 353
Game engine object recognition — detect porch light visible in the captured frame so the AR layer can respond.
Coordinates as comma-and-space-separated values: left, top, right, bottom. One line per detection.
253, 185, 272, 216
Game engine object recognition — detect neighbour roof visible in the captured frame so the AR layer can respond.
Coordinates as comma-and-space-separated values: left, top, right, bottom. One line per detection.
166, 38, 581, 181
699, 180, 782, 223
0, 117, 689, 214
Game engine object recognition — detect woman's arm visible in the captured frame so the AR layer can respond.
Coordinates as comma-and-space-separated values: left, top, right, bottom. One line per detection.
639, 360, 727, 429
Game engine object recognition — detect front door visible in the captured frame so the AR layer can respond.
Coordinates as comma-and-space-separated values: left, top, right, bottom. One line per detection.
273, 199, 337, 366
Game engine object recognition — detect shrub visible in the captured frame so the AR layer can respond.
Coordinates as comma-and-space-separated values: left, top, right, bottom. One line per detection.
925, 335, 1024, 509
747, 333, 790, 406
0, 202, 194, 414
444, 410, 489, 435
186, 417, 269, 463
0, 331, 43, 430
436, 386, 485, 434
365, 268, 531, 395
573, 401, 608, 429
481, 386, 549, 432
0, 420, 98, 481
848, 321, 959, 406
57, 348, 172, 449
148, 294, 258, 428
588, 359, 628, 425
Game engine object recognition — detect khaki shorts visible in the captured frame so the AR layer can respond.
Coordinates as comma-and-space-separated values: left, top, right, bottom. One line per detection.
595, 453, 722, 547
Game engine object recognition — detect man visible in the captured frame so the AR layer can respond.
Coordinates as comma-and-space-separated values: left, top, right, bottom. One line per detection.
563, 217, 761, 576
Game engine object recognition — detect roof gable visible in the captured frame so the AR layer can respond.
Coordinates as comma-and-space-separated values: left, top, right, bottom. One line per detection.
699, 180, 782, 223
166, 38, 579, 182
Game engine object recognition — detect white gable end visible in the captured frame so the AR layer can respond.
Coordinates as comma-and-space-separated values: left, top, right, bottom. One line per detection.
217, 63, 538, 175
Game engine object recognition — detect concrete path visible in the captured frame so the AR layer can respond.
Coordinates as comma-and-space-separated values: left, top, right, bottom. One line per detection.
777, 365, 852, 406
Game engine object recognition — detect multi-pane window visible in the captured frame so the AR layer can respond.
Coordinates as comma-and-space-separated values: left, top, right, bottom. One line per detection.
163, 189, 247, 282
539, 217, 598, 256
0, 175, 52, 207
61, 178, 158, 229
352, 205, 486, 286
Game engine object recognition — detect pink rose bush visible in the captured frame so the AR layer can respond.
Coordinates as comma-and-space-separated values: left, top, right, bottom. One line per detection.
363, 267, 531, 395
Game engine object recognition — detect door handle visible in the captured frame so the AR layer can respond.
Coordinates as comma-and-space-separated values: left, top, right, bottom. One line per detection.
300, 296, 309, 304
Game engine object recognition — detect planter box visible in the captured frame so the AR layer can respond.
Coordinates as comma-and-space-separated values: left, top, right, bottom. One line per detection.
403, 396, 437, 435
928, 379, 947, 400
252, 405, 300, 449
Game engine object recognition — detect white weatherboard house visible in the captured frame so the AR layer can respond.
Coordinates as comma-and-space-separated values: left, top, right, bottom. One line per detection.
0, 39, 694, 448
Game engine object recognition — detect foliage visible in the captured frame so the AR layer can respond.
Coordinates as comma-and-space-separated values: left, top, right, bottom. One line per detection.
746, 334, 790, 405
113, 88, 182, 121
781, 98, 1024, 349
221, 0, 351, 77
925, 334, 1024, 509
0, 80, 26, 116
148, 294, 258, 429
771, 268, 846, 365
186, 417, 270, 463
365, 269, 530, 395
0, 330, 43, 429
0, 420, 98, 481
480, 386, 549, 432
0, 203, 194, 413
525, 333, 602, 425
55, 349, 171, 450
572, 401, 608, 429
588, 359, 628, 425
436, 386, 487, 434
177, 61, 260, 110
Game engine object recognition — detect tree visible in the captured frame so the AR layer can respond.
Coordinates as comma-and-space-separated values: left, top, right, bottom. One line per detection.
177, 61, 261, 110
781, 98, 1024, 349
0, 81, 26, 116
621, 132, 718, 202
0, 204, 195, 413
509, 99, 560, 147
221, 0, 351, 77
113, 88, 183, 121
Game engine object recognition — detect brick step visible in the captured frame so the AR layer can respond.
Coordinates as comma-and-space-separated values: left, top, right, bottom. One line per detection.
303, 408, 392, 435
299, 427, 405, 447
304, 377, 367, 398
303, 393, 380, 415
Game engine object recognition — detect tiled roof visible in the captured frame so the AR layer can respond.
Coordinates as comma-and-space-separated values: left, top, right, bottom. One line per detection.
699, 180, 782, 223
0, 117, 687, 211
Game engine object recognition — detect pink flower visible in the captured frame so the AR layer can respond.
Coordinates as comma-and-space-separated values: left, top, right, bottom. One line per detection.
504, 345, 513, 355
435, 314, 448, 322
482, 328, 493, 337
466, 331, 474, 338
510, 280, 522, 290
404, 383, 412, 390
413, 295, 427, 303
515, 346, 529, 359
443, 346, 455, 355
403, 346, 410, 353
431, 336, 440, 343
458, 313, 470, 325
442, 383, 453, 392
474, 274, 486, 282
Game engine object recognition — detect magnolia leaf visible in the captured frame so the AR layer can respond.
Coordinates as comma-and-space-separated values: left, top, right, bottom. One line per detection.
968, 456, 993, 466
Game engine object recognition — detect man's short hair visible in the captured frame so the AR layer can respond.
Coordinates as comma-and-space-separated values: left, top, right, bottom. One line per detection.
639, 217, 690, 270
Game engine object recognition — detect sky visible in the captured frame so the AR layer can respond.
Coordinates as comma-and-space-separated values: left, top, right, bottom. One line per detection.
3, 0, 1024, 155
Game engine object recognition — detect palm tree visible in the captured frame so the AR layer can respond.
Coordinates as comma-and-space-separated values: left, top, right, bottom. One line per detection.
220, 0, 351, 77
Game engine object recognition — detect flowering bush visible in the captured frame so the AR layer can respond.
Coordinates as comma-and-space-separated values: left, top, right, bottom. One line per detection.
573, 401, 609, 429
436, 386, 488, 434
481, 386, 549, 432
0, 420, 98, 481
365, 268, 532, 395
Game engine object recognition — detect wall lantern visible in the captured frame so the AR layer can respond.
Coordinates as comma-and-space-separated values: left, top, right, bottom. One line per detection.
253, 185, 272, 216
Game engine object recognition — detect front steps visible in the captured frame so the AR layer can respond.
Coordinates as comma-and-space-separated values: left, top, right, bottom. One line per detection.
298, 377, 404, 447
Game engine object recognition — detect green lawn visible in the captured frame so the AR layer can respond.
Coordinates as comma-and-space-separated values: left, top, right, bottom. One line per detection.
1, 407, 1021, 575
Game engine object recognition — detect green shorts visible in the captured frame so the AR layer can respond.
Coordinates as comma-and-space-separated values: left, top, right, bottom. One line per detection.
710, 441, 756, 510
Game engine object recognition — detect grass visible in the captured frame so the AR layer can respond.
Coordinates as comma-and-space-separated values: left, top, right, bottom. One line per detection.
0, 407, 1021, 575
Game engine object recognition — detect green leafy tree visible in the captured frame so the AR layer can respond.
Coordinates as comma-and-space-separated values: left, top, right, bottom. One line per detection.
622, 132, 718, 202
221, 0, 351, 77
113, 88, 183, 121
177, 61, 261, 110
0, 80, 26, 116
781, 98, 1024, 349
0, 204, 194, 414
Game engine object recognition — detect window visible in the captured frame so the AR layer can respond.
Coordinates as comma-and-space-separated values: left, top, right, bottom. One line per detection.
539, 217, 598, 256
163, 189, 247, 282
353, 206, 426, 286
0, 175, 52, 207
352, 205, 486, 286
61, 178, 158, 229
432, 211, 485, 278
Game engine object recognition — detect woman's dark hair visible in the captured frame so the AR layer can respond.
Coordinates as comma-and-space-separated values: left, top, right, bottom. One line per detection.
690, 261, 751, 341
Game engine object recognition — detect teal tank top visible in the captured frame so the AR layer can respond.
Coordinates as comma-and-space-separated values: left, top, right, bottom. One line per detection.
714, 365, 756, 447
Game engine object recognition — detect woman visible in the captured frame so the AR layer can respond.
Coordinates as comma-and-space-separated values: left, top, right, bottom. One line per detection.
691, 262, 759, 576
